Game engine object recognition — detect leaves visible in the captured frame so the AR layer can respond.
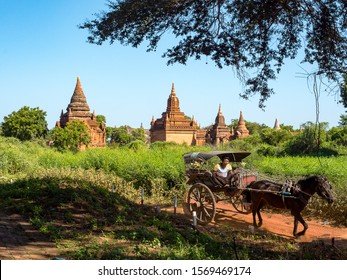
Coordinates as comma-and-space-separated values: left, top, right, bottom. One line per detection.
80, 0, 347, 108
1, 106, 48, 141
51, 120, 92, 151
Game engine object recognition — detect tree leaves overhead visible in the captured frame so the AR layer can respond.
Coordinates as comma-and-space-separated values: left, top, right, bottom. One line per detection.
80, 0, 347, 108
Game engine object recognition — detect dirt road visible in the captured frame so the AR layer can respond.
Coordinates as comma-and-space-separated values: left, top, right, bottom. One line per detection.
177, 201, 347, 249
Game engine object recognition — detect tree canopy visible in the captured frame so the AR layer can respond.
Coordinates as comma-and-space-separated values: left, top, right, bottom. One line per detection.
110, 125, 146, 145
80, 0, 347, 108
1, 106, 48, 141
51, 120, 91, 151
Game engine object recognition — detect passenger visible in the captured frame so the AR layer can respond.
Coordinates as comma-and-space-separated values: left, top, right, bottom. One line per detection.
213, 156, 240, 187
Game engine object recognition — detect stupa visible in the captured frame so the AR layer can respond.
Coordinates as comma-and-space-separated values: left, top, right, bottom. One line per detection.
56, 77, 106, 147
233, 111, 249, 139
273, 118, 281, 130
207, 104, 232, 144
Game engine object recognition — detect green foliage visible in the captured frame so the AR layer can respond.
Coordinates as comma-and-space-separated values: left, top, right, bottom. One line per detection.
80, 0, 347, 108
327, 126, 347, 147
96, 115, 106, 125
1, 134, 347, 228
1, 106, 48, 141
0, 136, 45, 175
51, 120, 91, 151
227, 134, 262, 152
340, 74, 347, 109
126, 140, 147, 150
285, 122, 329, 155
260, 128, 292, 146
338, 114, 347, 126
110, 125, 146, 146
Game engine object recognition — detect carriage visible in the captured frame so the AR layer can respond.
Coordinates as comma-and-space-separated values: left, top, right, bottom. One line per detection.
183, 151, 335, 237
183, 151, 257, 225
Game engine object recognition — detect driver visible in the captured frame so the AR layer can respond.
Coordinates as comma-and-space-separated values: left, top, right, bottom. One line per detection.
212, 156, 240, 187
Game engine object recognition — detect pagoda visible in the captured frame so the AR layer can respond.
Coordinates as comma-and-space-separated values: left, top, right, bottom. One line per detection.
56, 77, 106, 147
150, 83, 206, 145
273, 117, 281, 130
207, 104, 232, 144
232, 111, 249, 139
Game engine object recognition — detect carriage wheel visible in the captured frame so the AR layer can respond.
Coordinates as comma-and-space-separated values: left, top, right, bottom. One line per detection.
187, 183, 216, 225
230, 194, 252, 214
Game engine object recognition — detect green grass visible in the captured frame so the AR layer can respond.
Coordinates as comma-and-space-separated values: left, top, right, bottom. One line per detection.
1, 169, 344, 260
1, 136, 347, 259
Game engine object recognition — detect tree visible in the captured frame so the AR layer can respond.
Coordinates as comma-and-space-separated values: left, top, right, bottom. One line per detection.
131, 127, 146, 142
340, 74, 347, 110
110, 125, 134, 145
260, 127, 292, 146
110, 125, 146, 145
338, 114, 347, 127
286, 121, 328, 154
51, 120, 91, 151
1, 106, 48, 141
96, 115, 106, 125
80, 0, 347, 108
327, 126, 347, 146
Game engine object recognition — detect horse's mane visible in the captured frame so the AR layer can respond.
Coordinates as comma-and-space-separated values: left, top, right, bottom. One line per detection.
297, 175, 322, 184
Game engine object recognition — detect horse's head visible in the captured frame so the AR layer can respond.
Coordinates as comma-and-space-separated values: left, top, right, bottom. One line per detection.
315, 176, 335, 203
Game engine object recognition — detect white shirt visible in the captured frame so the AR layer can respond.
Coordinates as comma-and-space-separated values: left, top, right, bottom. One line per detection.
214, 164, 232, 178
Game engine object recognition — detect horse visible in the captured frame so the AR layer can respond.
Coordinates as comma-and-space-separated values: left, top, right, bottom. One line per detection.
243, 175, 334, 237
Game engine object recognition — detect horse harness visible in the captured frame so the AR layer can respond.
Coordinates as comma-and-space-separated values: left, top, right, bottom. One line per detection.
279, 180, 309, 208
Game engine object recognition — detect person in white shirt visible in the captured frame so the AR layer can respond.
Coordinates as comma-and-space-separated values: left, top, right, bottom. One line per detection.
212, 156, 240, 187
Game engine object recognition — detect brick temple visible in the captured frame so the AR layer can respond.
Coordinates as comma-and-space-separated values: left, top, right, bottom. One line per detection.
150, 83, 206, 145
150, 84, 250, 146
206, 104, 232, 145
232, 111, 250, 139
56, 77, 106, 147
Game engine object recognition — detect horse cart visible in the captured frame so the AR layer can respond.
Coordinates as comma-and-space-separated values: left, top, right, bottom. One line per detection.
183, 151, 335, 236
183, 151, 257, 225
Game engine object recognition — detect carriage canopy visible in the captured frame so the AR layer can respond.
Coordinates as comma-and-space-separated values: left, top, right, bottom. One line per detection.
183, 151, 251, 164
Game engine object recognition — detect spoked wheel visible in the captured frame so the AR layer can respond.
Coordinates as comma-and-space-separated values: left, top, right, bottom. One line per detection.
187, 183, 216, 225
230, 194, 252, 214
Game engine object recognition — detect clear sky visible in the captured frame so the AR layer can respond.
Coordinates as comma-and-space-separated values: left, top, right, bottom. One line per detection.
0, 0, 345, 130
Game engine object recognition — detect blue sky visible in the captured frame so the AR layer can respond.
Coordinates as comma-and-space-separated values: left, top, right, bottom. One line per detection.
0, 0, 345, 130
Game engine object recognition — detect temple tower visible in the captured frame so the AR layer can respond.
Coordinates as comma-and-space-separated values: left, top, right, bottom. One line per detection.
56, 77, 106, 147
233, 111, 249, 139
150, 83, 206, 145
207, 104, 232, 144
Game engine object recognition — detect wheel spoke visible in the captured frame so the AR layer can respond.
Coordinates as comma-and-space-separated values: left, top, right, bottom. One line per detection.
187, 183, 216, 224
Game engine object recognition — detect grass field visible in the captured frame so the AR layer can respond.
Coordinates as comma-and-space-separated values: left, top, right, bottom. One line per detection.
0, 137, 346, 259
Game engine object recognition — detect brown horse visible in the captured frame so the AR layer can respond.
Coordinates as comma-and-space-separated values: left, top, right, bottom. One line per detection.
243, 175, 334, 237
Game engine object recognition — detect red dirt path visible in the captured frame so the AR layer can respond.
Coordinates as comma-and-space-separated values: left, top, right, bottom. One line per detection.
173, 201, 347, 250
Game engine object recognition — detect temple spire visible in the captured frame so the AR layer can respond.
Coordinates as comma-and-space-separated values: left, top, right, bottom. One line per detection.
171, 83, 176, 96
274, 117, 281, 130
239, 111, 245, 124
166, 83, 180, 113
67, 76, 90, 113
214, 103, 226, 126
